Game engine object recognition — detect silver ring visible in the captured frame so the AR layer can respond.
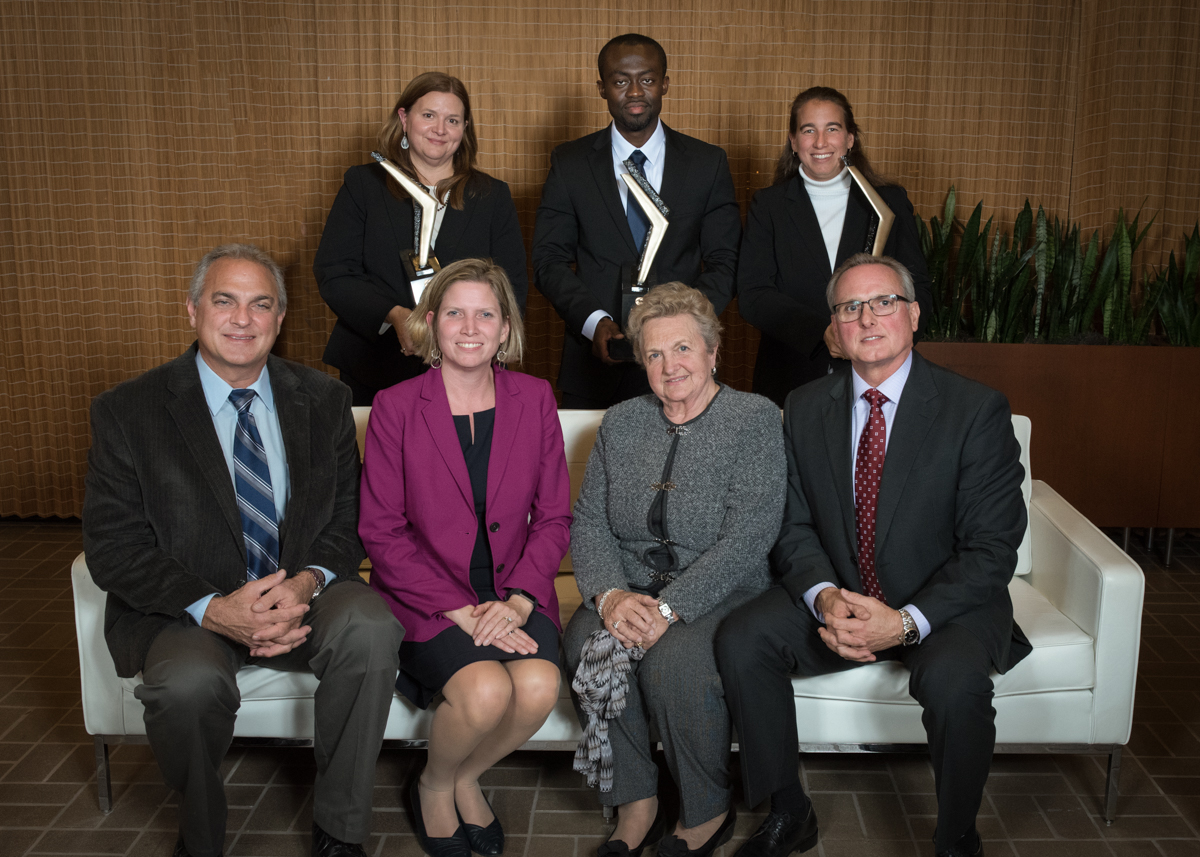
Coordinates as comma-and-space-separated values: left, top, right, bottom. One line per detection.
508, 629, 516, 636
613, 620, 622, 629
505, 616, 514, 623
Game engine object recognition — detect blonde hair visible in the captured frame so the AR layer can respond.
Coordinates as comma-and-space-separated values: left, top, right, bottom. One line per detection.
405, 258, 525, 365
625, 281, 722, 366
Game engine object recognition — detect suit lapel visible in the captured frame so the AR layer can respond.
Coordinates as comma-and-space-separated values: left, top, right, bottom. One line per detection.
875, 353, 939, 553
821, 373, 858, 566
659, 124, 691, 214
434, 196, 471, 261
786, 177, 833, 280
486, 372, 523, 510
166, 348, 244, 560
270, 357, 309, 567
836, 181, 872, 265
588, 128, 639, 255
420, 369, 475, 509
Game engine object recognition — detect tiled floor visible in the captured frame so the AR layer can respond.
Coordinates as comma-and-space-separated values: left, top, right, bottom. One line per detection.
2, 521, 1199, 857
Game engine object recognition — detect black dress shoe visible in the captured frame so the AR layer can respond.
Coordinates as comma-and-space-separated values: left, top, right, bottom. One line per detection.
459, 788, 504, 855
733, 802, 819, 857
409, 769, 471, 857
173, 837, 221, 857
657, 804, 738, 857
311, 823, 367, 857
596, 803, 668, 857
937, 829, 984, 857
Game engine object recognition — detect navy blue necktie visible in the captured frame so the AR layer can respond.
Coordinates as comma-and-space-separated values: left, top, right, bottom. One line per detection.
626, 149, 650, 250
229, 389, 279, 581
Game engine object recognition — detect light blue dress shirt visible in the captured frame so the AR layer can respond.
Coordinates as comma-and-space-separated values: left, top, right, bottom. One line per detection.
582, 119, 668, 341
802, 351, 931, 642
185, 353, 333, 626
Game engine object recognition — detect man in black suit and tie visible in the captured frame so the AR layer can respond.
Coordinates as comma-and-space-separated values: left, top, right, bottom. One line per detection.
533, 33, 741, 407
716, 254, 1029, 857
83, 244, 404, 857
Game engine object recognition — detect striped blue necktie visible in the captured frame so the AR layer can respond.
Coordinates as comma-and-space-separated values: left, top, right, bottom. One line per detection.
626, 149, 650, 250
228, 389, 279, 581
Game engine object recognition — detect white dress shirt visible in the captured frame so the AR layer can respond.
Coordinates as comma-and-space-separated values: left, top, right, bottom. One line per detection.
802, 351, 931, 641
582, 120, 667, 341
185, 353, 333, 625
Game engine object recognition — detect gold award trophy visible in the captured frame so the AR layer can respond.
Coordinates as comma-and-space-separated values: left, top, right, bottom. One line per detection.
371, 151, 442, 305
609, 158, 670, 362
842, 155, 895, 256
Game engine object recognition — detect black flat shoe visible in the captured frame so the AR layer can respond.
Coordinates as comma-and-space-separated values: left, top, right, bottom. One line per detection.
459, 788, 504, 855
937, 828, 984, 857
734, 801, 818, 857
596, 803, 668, 857
657, 804, 737, 857
408, 769, 471, 857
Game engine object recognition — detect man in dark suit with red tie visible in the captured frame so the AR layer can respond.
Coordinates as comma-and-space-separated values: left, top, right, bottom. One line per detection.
533, 33, 741, 407
83, 244, 403, 857
717, 254, 1030, 857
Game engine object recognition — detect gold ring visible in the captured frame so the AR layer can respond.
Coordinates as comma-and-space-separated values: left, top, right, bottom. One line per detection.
505, 616, 514, 623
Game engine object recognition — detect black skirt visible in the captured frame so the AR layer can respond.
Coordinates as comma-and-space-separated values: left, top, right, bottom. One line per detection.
395, 609, 561, 709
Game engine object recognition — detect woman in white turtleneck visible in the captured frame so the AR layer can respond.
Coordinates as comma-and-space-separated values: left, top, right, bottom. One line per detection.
736, 86, 933, 408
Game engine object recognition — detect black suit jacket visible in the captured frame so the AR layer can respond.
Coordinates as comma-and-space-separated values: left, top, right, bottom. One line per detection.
774, 352, 1031, 673
82, 345, 367, 677
314, 163, 528, 393
738, 177, 934, 407
532, 124, 740, 401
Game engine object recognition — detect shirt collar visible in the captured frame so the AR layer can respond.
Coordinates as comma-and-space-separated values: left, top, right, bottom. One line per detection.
610, 120, 666, 168
194, 351, 276, 416
851, 349, 913, 405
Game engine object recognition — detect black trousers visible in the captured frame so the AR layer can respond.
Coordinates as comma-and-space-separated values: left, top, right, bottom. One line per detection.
716, 587, 996, 852
135, 580, 404, 857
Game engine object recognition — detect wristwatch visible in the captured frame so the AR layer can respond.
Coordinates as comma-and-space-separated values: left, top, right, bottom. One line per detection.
899, 609, 919, 646
508, 588, 538, 610
300, 568, 326, 601
657, 599, 677, 625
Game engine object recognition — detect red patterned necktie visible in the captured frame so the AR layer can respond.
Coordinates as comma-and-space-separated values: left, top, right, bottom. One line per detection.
854, 388, 889, 604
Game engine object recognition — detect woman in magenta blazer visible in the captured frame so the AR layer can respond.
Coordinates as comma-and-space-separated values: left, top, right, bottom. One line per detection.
359, 258, 571, 857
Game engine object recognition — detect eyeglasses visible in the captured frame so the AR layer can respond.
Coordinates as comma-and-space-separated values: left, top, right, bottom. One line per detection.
832, 294, 910, 323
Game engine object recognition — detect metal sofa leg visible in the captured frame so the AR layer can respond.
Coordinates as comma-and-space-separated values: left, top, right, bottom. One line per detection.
1165, 528, 1175, 568
1122, 527, 1132, 553
94, 737, 113, 813
1104, 745, 1122, 825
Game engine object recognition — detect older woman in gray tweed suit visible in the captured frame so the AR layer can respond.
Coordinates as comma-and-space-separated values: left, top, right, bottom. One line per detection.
564, 282, 787, 857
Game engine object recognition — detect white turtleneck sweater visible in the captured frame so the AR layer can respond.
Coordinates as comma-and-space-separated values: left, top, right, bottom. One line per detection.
803, 168, 852, 271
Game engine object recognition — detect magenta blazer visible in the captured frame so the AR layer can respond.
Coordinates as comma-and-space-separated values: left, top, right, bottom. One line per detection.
359, 366, 571, 643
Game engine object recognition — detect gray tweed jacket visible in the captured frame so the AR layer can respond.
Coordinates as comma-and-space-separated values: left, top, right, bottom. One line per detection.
571, 386, 787, 622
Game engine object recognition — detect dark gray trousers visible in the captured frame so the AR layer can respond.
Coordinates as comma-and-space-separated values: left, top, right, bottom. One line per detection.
564, 598, 744, 828
716, 586, 996, 852
135, 580, 404, 857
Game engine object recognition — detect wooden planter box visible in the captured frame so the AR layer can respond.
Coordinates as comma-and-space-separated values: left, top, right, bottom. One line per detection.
916, 343, 1200, 529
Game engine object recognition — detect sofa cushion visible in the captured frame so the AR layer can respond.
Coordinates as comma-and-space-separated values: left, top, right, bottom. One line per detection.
788, 576, 1093, 705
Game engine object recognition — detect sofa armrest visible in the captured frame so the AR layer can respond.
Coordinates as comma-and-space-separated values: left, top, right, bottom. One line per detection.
1026, 481, 1144, 745
71, 552, 128, 736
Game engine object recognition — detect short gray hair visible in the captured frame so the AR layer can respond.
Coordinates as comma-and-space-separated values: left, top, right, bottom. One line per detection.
626, 281, 722, 365
826, 253, 915, 311
189, 243, 287, 312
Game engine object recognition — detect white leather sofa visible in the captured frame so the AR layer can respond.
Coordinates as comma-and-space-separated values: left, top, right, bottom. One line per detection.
72, 410, 1143, 822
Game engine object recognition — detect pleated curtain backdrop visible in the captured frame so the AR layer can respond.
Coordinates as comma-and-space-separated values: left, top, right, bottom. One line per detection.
1, 0, 1198, 517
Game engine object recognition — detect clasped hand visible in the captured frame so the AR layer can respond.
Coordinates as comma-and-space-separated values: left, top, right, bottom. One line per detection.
202, 569, 316, 658
814, 587, 904, 663
599, 590, 669, 651
445, 595, 538, 655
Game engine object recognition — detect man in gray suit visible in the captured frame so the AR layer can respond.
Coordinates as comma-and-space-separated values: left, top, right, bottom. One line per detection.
83, 244, 404, 857
717, 254, 1030, 857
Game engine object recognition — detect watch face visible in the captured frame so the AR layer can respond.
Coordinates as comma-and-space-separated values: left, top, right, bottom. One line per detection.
658, 602, 672, 619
